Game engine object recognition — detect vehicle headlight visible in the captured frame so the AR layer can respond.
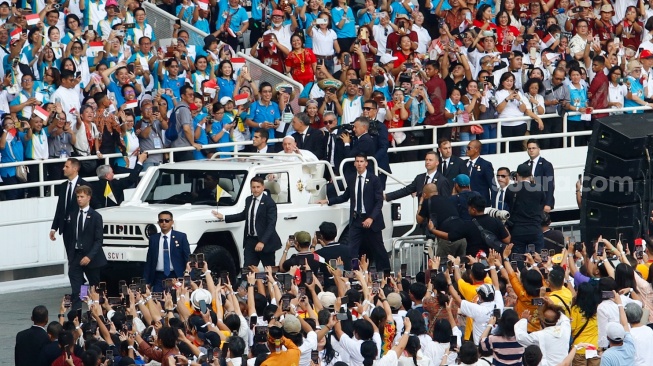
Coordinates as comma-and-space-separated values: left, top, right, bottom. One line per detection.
145, 224, 158, 238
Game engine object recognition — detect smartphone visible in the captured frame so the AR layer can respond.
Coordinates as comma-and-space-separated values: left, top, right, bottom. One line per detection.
316, 17, 327, 25
255, 325, 268, 336
510, 260, 518, 268
289, 235, 296, 245
255, 272, 267, 280
351, 258, 360, 271
122, 285, 129, 296
305, 270, 313, 285
540, 250, 549, 262
108, 297, 122, 305
197, 253, 205, 269
152, 106, 159, 114
493, 308, 501, 319
401, 263, 407, 274
283, 273, 292, 289
311, 350, 319, 363
76, 308, 82, 321
80, 284, 89, 300
124, 23, 136, 29
372, 282, 380, 294
383, 269, 391, 278
527, 244, 535, 254
281, 297, 290, 311
175, 19, 181, 26
184, 275, 191, 288
220, 271, 229, 284
449, 335, 458, 350
340, 296, 349, 304
601, 291, 615, 300
531, 298, 544, 306
636, 245, 644, 260
126, 314, 134, 331
298, 286, 306, 298
336, 312, 348, 320
597, 242, 605, 256
529, 47, 537, 59
329, 259, 337, 268
127, 64, 134, 74
404, 62, 414, 70
106, 350, 114, 362
207, 348, 214, 362
129, 284, 139, 293
98, 282, 106, 293
343, 54, 351, 67
250, 315, 257, 328
118, 280, 127, 292
316, 272, 324, 284
189, 254, 197, 268
199, 299, 207, 313
511, 253, 527, 261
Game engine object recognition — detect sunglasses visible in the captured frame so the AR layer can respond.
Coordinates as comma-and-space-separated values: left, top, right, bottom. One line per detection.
362, 107, 374, 111
324, 119, 336, 124
158, 219, 172, 223
496, 174, 508, 178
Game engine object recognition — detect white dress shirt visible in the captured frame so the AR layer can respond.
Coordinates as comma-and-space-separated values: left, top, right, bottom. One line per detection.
66, 175, 79, 210
156, 231, 175, 272
76, 205, 90, 249
354, 170, 368, 214
529, 155, 540, 176
248, 194, 262, 236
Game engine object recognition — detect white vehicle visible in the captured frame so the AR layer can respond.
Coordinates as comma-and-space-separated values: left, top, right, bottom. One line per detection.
99, 156, 396, 279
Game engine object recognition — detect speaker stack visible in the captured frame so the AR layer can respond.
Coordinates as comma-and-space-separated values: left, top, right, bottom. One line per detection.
581, 115, 653, 250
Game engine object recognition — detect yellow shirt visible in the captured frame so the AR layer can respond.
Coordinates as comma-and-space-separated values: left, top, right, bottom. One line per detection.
570, 306, 598, 355
458, 277, 492, 340
549, 287, 573, 316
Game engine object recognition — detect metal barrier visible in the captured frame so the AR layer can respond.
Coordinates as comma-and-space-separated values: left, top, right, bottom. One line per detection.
142, 2, 208, 50
391, 235, 429, 275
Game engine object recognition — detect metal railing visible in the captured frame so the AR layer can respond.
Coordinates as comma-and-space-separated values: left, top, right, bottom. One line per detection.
142, 2, 208, 51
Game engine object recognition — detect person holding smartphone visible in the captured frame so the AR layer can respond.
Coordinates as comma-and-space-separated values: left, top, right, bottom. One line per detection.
136, 98, 166, 170
143, 210, 191, 291
279, 231, 320, 273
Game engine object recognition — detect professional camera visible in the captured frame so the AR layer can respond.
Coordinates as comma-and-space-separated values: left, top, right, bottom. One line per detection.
333, 123, 354, 137
484, 208, 510, 221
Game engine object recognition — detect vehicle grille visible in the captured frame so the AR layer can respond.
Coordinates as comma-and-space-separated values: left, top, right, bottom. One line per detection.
104, 224, 145, 241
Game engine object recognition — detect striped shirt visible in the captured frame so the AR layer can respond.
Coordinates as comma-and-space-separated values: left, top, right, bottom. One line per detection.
480, 335, 524, 366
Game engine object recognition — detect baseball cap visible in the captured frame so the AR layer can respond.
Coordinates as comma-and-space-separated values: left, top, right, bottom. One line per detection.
387, 292, 402, 310
0, 0, 10, 7
317, 291, 336, 309
220, 96, 233, 105
272, 9, 284, 17
379, 54, 398, 65
283, 314, 301, 334
641, 50, 653, 59
606, 322, 626, 342
517, 163, 532, 178
106, 0, 119, 7
476, 284, 495, 298
453, 174, 470, 187
600, 4, 614, 13
294, 231, 311, 245
579, 1, 591, 7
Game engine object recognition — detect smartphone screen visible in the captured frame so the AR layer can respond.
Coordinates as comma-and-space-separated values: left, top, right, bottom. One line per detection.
400, 263, 407, 274
305, 270, 313, 284
329, 259, 337, 268
340, 296, 348, 304
220, 271, 229, 284
597, 242, 605, 256
351, 258, 360, 271
184, 275, 191, 288
449, 335, 457, 349
281, 298, 290, 311
336, 312, 348, 320
250, 315, 257, 327
493, 308, 501, 319
118, 280, 127, 293
199, 299, 207, 313
197, 253, 205, 269
189, 254, 197, 268
311, 350, 319, 363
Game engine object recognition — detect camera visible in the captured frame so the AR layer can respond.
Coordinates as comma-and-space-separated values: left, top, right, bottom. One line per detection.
484, 208, 510, 221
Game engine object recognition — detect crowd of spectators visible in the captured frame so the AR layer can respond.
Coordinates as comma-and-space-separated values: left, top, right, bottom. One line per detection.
3, 0, 653, 200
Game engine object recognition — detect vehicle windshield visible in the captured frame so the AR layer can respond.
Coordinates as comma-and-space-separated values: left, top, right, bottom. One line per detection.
142, 169, 247, 206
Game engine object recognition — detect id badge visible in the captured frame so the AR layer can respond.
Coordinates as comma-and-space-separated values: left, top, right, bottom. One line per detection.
153, 136, 163, 149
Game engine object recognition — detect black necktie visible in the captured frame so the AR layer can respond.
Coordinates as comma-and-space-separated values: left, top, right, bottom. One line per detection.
249, 197, 256, 236
468, 160, 474, 175
356, 175, 363, 215
66, 181, 73, 210
498, 189, 504, 210
76, 210, 84, 249
163, 235, 170, 276
424, 174, 430, 185
442, 160, 448, 175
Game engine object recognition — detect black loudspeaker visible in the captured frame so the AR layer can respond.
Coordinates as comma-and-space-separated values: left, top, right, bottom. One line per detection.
584, 148, 644, 179
582, 174, 649, 205
590, 114, 653, 159
581, 200, 642, 227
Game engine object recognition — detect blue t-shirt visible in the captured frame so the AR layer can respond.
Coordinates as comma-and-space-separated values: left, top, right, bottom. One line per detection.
211, 117, 233, 152
600, 333, 635, 366
24, 129, 50, 159
217, 77, 236, 101
445, 99, 464, 124
624, 76, 644, 113
161, 75, 185, 99
357, 10, 380, 26
216, 6, 249, 34
390, 1, 413, 22
176, 4, 195, 23
107, 81, 127, 106
568, 84, 588, 121
193, 113, 210, 160
330, 6, 356, 38
302, 11, 320, 49
0, 132, 26, 177
245, 101, 281, 133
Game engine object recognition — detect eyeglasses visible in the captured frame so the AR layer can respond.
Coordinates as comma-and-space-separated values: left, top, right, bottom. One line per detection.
158, 218, 172, 223
496, 174, 508, 178
362, 107, 375, 111
72, 46, 82, 50
21, 79, 32, 83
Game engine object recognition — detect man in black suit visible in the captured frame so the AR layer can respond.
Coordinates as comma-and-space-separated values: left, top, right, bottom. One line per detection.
385, 151, 452, 202
505, 164, 546, 254
15, 305, 50, 366
213, 176, 282, 266
465, 140, 496, 206
64, 185, 107, 311
324, 112, 342, 170
93, 151, 148, 208
438, 138, 468, 181
143, 211, 191, 291
244, 129, 275, 154
363, 100, 391, 188
314, 221, 351, 287
525, 140, 555, 212
292, 112, 326, 160
319, 154, 390, 270
490, 167, 511, 211
49, 158, 92, 242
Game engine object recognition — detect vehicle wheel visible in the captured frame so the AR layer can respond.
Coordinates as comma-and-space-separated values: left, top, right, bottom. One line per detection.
196, 245, 237, 281
339, 226, 349, 245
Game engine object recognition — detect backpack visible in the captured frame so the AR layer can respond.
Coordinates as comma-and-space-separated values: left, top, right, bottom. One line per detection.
164, 104, 189, 142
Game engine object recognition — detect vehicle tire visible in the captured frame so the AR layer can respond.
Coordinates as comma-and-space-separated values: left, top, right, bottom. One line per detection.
196, 245, 237, 280
339, 226, 349, 245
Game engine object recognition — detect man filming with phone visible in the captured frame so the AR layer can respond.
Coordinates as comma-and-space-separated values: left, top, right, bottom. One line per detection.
143, 210, 191, 292
278, 231, 320, 272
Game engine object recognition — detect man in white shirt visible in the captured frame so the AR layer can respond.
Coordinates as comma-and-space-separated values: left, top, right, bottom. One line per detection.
275, 136, 318, 162
515, 300, 571, 366
625, 302, 653, 366
51, 70, 82, 126
450, 277, 504, 344
597, 283, 642, 348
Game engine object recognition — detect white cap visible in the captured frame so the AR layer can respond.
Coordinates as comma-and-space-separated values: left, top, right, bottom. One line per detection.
190, 288, 213, 310
379, 54, 398, 65
220, 96, 233, 105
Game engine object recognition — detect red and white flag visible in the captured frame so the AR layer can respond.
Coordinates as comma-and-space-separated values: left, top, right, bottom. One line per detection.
231, 57, 246, 73
124, 100, 138, 110
313, 252, 326, 264
204, 86, 217, 97
89, 41, 104, 54
10, 28, 21, 41
33, 105, 49, 121
26, 14, 40, 26
198, 0, 209, 10
234, 93, 248, 106
542, 33, 556, 48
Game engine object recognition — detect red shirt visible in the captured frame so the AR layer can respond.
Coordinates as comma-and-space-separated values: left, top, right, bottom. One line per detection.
588, 70, 609, 118
594, 21, 615, 45
393, 50, 416, 69
619, 20, 643, 52
424, 75, 447, 126
285, 48, 317, 86
258, 47, 285, 74
496, 25, 520, 53
386, 31, 419, 53
52, 353, 83, 366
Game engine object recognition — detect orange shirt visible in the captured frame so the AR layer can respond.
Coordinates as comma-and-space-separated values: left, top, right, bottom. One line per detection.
509, 272, 541, 332
262, 337, 301, 366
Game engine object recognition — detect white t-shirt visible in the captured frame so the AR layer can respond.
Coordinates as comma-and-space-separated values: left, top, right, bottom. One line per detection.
411, 24, 431, 54
52, 86, 82, 125
312, 29, 338, 56
631, 325, 653, 366
460, 294, 505, 345
264, 25, 294, 51
298, 331, 318, 366
373, 24, 392, 55
608, 82, 627, 113
597, 296, 642, 348
494, 89, 528, 126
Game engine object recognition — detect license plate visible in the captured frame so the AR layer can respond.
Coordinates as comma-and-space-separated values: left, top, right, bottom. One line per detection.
106, 251, 127, 261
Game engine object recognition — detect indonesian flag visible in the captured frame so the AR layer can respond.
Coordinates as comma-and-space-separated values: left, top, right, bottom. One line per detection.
234, 93, 248, 106
204, 79, 218, 97
198, 0, 209, 10
33, 105, 49, 121
204, 86, 216, 98
124, 100, 138, 110
89, 41, 104, 54
542, 33, 556, 48
10, 28, 21, 41
104, 181, 117, 204
26, 14, 40, 26
458, 20, 469, 33
231, 57, 246, 73
313, 252, 326, 264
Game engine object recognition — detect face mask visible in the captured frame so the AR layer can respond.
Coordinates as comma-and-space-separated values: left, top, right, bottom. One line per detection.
273, 21, 283, 28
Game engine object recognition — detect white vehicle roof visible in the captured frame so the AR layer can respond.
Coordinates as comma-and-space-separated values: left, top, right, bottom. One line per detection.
161, 157, 309, 171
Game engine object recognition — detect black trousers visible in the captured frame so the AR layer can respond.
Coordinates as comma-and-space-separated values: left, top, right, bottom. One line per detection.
69, 250, 102, 311
500, 123, 528, 152
539, 116, 562, 149
567, 120, 589, 146
348, 216, 390, 271
243, 236, 277, 267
